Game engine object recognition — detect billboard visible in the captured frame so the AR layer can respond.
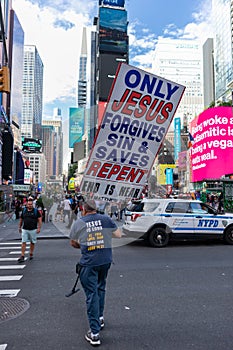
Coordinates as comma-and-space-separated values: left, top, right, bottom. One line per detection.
24, 168, 33, 184
80, 63, 185, 200
99, 7, 128, 53
174, 117, 181, 160
99, 53, 127, 101
73, 140, 86, 163
99, 0, 125, 7
178, 151, 188, 169
69, 108, 85, 148
157, 164, 177, 185
22, 138, 42, 153
190, 107, 233, 182
98, 101, 107, 127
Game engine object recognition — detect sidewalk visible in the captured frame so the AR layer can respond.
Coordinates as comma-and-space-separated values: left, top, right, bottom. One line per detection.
0, 205, 130, 247
0, 215, 70, 242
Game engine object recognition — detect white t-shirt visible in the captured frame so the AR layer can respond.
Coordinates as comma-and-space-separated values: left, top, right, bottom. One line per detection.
63, 199, 71, 211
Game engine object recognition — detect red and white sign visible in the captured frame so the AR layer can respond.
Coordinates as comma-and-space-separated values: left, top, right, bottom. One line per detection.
24, 168, 32, 184
81, 63, 185, 199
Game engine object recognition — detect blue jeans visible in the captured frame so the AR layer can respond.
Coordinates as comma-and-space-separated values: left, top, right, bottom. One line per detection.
80, 263, 111, 334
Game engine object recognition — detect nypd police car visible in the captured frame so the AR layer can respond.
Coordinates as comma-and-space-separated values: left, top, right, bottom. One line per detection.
122, 198, 233, 247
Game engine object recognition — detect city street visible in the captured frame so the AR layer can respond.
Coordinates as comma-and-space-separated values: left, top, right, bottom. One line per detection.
1, 222, 233, 349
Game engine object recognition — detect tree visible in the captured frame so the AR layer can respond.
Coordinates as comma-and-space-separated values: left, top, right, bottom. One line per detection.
68, 163, 78, 178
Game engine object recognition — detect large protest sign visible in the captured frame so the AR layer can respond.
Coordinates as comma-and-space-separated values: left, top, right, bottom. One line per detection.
80, 63, 185, 200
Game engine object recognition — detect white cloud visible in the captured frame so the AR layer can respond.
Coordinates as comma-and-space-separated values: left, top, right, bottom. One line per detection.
163, 0, 213, 43
129, 0, 213, 70
12, 0, 213, 117
12, 0, 95, 111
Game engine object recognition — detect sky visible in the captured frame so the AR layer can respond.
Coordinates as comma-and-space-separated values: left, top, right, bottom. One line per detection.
11, 0, 213, 121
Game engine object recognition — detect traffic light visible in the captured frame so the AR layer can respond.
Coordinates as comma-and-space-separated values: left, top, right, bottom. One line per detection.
0, 66, 10, 93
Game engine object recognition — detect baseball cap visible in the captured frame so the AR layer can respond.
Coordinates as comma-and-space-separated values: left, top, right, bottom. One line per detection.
84, 199, 97, 212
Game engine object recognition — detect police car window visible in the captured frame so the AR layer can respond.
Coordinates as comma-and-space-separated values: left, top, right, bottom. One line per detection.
143, 202, 160, 212
165, 202, 190, 213
126, 202, 142, 211
190, 202, 208, 214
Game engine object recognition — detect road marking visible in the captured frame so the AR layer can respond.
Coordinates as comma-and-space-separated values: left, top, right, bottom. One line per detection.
9, 251, 29, 254
0, 247, 23, 250
0, 344, 7, 350
0, 258, 20, 261
0, 265, 26, 269
0, 275, 23, 281
0, 242, 22, 245
0, 289, 20, 297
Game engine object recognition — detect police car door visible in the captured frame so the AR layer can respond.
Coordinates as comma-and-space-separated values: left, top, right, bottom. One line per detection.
190, 202, 223, 235
164, 201, 195, 236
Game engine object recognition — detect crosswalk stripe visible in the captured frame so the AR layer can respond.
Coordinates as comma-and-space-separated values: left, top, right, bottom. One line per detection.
0, 275, 23, 281
0, 242, 22, 245
0, 265, 26, 269
9, 251, 29, 254
0, 290, 20, 297
0, 258, 21, 261
0, 344, 7, 350
0, 247, 24, 250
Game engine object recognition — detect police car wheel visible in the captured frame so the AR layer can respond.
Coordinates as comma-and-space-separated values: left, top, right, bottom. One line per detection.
148, 227, 169, 248
224, 227, 233, 245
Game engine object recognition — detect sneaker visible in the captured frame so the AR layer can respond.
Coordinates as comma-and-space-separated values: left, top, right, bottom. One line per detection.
17, 256, 25, 263
85, 330, 101, 346
100, 318, 104, 329
29, 254, 33, 260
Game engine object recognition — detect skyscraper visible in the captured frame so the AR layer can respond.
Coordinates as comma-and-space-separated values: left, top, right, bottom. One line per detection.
21, 45, 43, 139
42, 108, 63, 177
212, 0, 233, 101
203, 38, 215, 108
152, 37, 204, 125
77, 27, 87, 107
9, 10, 24, 147
75, 27, 89, 154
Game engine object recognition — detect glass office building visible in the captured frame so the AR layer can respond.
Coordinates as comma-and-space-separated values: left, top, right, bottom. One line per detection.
21, 45, 44, 139
212, 0, 233, 100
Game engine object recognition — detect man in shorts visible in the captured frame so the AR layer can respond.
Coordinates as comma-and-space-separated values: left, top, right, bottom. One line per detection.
18, 197, 42, 263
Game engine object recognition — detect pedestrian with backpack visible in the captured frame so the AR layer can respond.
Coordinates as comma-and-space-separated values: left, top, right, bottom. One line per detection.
18, 197, 42, 263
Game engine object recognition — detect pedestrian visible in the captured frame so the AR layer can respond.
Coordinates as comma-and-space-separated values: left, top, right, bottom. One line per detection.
54, 202, 64, 222
217, 192, 224, 213
17, 197, 42, 263
66, 195, 77, 228
69, 199, 121, 346
14, 197, 22, 220
63, 195, 71, 224
76, 192, 85, 218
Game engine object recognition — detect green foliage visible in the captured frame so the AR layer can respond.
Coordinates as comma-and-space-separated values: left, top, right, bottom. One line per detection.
40, 195, 54, 211
208, 101, 215, 108
208, 100, 232, 108
216, 100, 231, 107
68, 163, 78, 177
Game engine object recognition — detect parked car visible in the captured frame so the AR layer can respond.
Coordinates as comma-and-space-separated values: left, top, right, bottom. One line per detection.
122, 198, 233, 247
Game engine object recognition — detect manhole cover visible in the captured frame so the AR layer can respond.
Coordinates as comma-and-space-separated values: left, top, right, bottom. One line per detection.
0, 297, 30, 323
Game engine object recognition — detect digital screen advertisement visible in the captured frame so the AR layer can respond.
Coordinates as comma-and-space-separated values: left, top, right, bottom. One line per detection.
22, 138, 42, 153
99, 7, 128, 53
99, 0, 125, 7
190, 107, 233, 182
69, 108, 85, 148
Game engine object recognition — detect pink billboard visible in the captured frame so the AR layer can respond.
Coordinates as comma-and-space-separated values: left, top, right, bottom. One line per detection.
190, 107, 233, 182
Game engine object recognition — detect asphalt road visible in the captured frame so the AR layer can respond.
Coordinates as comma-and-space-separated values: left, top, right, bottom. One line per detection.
1, 237, 233, 350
